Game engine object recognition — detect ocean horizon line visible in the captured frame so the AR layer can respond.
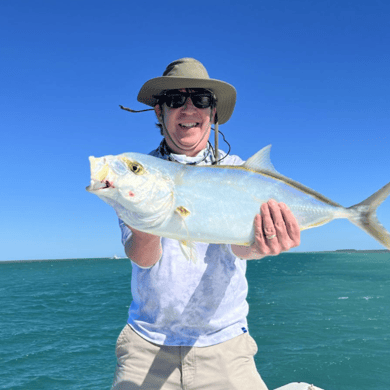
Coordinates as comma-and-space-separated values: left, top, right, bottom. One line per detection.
1, 249, 389, 263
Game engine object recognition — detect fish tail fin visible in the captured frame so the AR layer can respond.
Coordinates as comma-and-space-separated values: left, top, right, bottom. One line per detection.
347, 181, 390, 249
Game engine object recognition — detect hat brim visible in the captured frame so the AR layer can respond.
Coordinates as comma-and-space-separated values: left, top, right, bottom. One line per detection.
137, 77, 236, 125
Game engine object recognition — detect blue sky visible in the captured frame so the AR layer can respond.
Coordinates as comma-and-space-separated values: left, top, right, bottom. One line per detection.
1, 0, 389, 261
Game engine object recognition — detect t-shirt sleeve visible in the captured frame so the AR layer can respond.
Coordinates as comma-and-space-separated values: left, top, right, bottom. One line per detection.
224, 153, 245, 166
119, 218, 132, 246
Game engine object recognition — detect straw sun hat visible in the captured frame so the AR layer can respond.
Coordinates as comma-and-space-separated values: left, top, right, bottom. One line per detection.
137, 58, 236, 125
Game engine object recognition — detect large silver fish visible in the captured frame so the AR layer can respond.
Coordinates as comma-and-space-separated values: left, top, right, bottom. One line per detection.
86, 145, 390, 261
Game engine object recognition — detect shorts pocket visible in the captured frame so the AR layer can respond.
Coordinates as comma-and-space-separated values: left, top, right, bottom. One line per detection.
115, 325, 134, 359
246, 334, 258, 357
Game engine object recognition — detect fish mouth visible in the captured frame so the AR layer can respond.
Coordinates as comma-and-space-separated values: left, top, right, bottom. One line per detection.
102, 180, 115, 189
86, 179, 115, 192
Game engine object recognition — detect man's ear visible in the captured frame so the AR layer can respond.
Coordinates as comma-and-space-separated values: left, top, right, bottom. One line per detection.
154, 105, 163, 123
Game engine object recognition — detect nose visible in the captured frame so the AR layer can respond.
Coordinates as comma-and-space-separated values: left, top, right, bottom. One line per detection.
182, 97, 196, 112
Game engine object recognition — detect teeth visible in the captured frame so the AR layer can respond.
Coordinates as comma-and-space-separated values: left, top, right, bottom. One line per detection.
180, 123, 198, 128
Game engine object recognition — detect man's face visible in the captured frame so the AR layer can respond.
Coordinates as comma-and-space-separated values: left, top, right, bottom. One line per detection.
154, 89, 216, 157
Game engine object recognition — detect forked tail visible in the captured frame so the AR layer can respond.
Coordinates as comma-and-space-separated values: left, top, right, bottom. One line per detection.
348, 181, 390, 249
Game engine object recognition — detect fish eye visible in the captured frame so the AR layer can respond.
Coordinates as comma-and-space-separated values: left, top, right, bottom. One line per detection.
130, 163, 142, 174
121, 157, 145, 175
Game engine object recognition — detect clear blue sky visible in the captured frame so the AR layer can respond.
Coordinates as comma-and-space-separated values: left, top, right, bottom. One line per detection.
1, 0, 389, 260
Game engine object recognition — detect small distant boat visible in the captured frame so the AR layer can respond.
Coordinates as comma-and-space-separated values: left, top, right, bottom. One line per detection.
111, 255, 124, 259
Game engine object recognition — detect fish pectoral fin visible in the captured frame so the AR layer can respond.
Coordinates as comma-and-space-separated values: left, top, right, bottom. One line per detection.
174, 205, 196, 261
179, 240, 198, 263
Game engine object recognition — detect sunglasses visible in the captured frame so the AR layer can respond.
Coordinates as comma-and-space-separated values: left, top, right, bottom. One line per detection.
154, 89, 216, 109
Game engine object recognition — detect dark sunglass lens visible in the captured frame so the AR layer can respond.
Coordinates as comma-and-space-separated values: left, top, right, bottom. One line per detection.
162, 90, 214, 109
165, 94, 186, 108
192, 94, 212, 108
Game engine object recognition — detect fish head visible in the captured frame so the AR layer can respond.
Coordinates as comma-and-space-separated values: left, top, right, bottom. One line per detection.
86, 154, 175, 229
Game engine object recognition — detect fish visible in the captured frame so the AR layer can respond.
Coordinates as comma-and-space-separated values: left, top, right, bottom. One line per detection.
86, 145, 390, 262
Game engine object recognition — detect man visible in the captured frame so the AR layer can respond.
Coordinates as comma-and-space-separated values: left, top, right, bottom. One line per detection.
112, 58, 300, 390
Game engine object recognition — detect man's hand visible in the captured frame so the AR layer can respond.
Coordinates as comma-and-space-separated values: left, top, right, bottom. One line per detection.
231, 199, 300, 260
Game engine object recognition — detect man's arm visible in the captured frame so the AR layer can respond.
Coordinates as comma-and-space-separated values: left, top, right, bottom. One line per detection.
231, 199, 300, 260
125, 226, 162, 268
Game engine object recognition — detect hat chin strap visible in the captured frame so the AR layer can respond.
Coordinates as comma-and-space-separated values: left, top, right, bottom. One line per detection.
213, 119, 219, 165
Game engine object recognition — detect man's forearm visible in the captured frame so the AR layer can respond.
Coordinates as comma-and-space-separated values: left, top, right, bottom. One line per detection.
231, 244, 266, 260
125, 228, 162, 268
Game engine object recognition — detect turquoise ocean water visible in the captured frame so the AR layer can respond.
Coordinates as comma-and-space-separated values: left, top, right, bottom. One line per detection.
1, 253, 389, 390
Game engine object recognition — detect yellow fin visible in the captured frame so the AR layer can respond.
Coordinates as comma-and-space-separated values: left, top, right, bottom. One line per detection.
175, 206, 191, 218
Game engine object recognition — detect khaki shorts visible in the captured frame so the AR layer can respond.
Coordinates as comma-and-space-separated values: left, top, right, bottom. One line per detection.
111, 325, 269, 390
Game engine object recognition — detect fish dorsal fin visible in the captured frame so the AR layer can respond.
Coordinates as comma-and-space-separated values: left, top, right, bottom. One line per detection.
243, 145, 279, 174
243, 145, 342, 208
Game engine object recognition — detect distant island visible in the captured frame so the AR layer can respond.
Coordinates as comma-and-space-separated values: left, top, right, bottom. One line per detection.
334, 249, 390, 253
295, 249, 390, 254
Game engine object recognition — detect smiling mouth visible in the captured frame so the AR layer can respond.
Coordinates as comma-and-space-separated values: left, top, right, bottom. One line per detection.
179, 122, 199, 128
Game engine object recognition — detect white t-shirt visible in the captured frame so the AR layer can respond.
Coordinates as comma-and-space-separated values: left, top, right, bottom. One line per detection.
119, 143, 250, 347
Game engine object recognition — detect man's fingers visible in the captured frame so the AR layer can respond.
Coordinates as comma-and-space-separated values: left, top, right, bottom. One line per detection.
268, 199, 287, 236
254, 214, 271, 255
260, 201, 277, 238
252, 200, 301, 258
260, 201, 281, 254
279, 203, 301, 247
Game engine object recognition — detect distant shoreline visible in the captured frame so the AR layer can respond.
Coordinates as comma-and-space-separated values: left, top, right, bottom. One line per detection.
0, 257, 128, 264
1, 250, 389, 263
304, 249, 390, 254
